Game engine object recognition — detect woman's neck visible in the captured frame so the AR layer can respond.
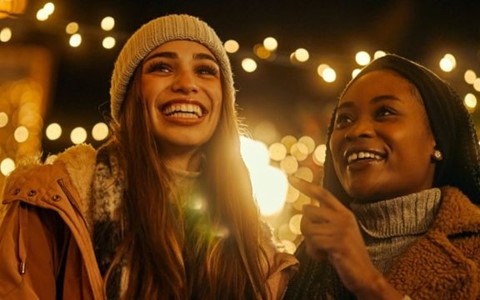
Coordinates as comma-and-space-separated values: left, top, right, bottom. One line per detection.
163, 149, 203, 172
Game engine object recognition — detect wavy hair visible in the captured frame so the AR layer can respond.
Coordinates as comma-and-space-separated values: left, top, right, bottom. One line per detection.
106, 65, 270, 299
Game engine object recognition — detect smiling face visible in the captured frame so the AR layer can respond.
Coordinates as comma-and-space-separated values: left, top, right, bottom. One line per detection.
140, 40, 223, 155
329, 70, 437, 203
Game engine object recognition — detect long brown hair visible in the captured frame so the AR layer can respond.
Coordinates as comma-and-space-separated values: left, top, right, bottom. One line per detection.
107, 66, 270, 299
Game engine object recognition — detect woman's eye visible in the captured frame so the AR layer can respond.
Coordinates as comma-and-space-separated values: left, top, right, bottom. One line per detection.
196, 65, 219, 76
334, 114, 353, 128
146, 62, 171, 73
376, 106, 395, 118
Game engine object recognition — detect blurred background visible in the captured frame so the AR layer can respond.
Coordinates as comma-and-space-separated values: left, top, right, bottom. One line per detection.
1, 0, 480, 252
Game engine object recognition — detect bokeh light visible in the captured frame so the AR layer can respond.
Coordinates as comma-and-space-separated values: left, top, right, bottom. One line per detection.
224, 40, 239, 53
92, 122, 109, 141
46, 123, 62, 140
241, 58, 257, 72
101, 16, 115, 31
70, 127, 87, 144
0, 158, 15, 176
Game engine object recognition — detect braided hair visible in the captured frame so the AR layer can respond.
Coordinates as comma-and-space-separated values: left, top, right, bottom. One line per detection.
323, 53, 480, 204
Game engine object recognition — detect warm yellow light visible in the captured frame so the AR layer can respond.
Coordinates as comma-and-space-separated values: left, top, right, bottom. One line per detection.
290, 142, 309, 161
102, 36, 116, 49
280, 155, 298, 174
240, 136, 288, 216
285, 184, 300, 203
92, 122, 109, 141
281, 135, 297, 151
294, 48, 309, 62
69, 33, 82, 47
298, 136, 315, 154
240, 136, 270, 169
36, 8, 48, 21
0, 157, 15, 176
355, 51, 371, 66
241, 58, 257, 73
263, 37, 278, 51
46, 123, 62, 140
464, 69, 477, 85
252, 165, 288, 216
14, 126, 29, 143
322, 67, 336, 83
0, 112, 8, 127
269, 142, 287, 161
289, 214, 303, 235
278, 223, 297, 241
317, 64, 329, 77
352, 68, 361, 78
439, 53, 456, 72
224, 39, 239, 53
374, 50, 386, 59
65, 22, 79, 34
101, 16, 115, 31
295, 166, 314, 182
254, 44, 271, 60
70, 127, 87, 144
474, 78, 480, 92
43, 2, 54, 15
464, 93, 477, 109
312, 144, 327, 166
0, 27, 12, 42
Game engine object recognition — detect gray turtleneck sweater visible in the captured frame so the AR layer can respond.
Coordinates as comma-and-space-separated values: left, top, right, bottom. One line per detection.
350, 188, 442, 274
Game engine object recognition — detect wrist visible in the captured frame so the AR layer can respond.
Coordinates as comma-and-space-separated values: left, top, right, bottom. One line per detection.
354, 272, 404, 300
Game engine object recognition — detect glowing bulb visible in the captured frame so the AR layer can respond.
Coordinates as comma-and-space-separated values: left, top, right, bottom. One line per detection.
71, 127, 87, 144
224, 40, 239, 53
101, 16, 115, 31
46, 123, 62, 140
355, 51, 371, 66
69, 33, 82, 47
241, 58, 257, 73
263, 37, 278, 51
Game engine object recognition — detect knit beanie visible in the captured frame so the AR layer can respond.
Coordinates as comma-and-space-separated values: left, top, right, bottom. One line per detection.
109, 14, 234, 123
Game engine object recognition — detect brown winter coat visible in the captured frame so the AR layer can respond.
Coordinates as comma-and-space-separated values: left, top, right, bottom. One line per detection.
0, 144, 297, 299
387, 186, 480, 299
284, 186, 480, 299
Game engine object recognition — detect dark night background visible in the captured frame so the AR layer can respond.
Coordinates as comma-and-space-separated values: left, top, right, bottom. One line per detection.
2, 0, 480, 153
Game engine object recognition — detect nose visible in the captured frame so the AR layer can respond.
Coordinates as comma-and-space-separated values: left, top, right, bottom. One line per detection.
172, 70, 198, 94
344, 117, 375, 140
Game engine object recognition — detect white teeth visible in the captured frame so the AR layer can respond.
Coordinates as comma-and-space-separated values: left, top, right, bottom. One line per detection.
347, 151, 382, 164
163, 103, 203, 118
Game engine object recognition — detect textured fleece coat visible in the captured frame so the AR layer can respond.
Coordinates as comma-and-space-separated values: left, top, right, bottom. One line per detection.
0, 144, 297, 299
284, 186, 480, 299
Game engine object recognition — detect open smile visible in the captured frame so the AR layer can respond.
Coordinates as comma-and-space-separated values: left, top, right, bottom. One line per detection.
346, 150, 385, 165
161, 101, 207, 119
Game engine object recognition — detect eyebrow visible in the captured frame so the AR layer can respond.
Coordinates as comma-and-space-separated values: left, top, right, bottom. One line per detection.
337, 95, 401, 110
144, 51, 219, 65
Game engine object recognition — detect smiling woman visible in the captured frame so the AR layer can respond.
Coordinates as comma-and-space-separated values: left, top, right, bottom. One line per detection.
284, 54, 480, 299
0, 14, 297, 299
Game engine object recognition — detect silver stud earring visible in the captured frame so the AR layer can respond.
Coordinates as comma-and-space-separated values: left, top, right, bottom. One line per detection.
432, 149, 443, 161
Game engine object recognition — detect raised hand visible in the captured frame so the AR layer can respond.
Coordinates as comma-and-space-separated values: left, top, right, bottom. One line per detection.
289, 176, 404, 300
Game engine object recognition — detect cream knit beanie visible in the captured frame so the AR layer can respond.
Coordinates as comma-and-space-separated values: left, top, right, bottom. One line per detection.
109, 14, 234, 122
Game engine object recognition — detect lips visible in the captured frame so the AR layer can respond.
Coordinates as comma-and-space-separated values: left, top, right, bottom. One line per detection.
161, 100, 207, 119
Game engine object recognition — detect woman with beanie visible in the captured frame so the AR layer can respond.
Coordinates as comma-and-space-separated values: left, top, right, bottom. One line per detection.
283, 54, 480, 299
0, 14, 297, 299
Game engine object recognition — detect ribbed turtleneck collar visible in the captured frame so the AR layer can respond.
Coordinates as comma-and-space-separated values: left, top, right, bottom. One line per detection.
350, 188, 442, 238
